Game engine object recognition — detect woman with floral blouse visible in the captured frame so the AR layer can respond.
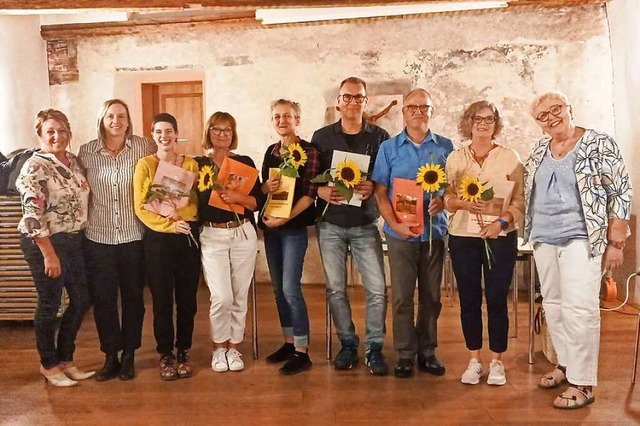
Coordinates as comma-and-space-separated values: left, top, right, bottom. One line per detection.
17, 109, 93, 387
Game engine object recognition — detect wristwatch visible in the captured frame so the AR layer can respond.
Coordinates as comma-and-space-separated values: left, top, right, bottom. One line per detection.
608, 240, 626, 250
496, 217, 509, 231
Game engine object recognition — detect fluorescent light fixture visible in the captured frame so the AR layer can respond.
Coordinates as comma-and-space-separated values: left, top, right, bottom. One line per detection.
256, 1, 508, 25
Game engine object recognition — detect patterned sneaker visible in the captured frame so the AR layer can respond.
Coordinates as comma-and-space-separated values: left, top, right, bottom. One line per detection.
487, 359, 506, 386
211, 348, 228, 372
159, 353, 177, 381
226, 348, 245, 372
461, 358, 483, 385
176, 350, 192, 379
365, 343, 389, 376
334, 345, 358, 370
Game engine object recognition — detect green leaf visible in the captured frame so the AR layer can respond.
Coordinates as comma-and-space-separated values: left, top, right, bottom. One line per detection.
311, 169, 333, 183
281, 167, 299, 178
335, 182, 354, 202
480, 187, 495, 201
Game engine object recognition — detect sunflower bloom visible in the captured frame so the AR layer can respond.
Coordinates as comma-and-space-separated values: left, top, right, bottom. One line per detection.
459, 176, 484, 203
287, 143, 308, 169
198, 165, 215, 192
416, 163, 446, 192
336, 159, 362, 188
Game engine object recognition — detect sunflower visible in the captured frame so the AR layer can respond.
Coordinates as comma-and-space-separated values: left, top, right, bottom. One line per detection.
459, 176, 484, 203
198, 165, 215, 192
287, 143, 308, 169
416, 163, 446, 192
335, 159, 362, 188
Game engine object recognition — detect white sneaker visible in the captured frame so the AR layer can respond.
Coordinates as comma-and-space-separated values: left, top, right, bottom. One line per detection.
226, 348, 245, 372
211, 348, 228, 372
461, 358, 483, 385
487, 359, 506, 386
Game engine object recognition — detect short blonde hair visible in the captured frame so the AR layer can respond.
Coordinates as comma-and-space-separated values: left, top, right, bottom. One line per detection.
270, 99, 301, 117
202, 111, 238, 151
35, 109, 72, 139
458, 101, 503, 140
96, 99, 133, 141
530, 91, 570, 117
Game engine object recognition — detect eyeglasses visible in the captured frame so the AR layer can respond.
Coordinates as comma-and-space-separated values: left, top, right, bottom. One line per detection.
472, 115, 496, 125
535, 104, 565, 123
404, 104, 432, 115
338, 94, 367, 104
210, 126, 233, 136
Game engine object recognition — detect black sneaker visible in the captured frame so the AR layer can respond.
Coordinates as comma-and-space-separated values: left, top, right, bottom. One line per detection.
334, 345, 358, 370
266, 343, 295, 364
417, 354, 446, 376
365, 343, 389, 376
279, 351, 312, 375
394, 358, 414, 378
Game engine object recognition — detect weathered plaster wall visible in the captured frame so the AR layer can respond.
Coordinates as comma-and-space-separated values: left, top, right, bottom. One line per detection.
607, 0, 640, 304
0, 16, 50, 155
44, 5, 616, 283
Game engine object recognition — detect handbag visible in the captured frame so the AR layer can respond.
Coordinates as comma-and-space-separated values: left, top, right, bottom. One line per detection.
534, 305, 558, 365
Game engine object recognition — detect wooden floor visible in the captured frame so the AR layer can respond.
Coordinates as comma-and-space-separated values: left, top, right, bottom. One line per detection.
1, 284, 640, 425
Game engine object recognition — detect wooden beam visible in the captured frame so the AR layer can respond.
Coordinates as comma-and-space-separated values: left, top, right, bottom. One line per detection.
1, 0, 608, 11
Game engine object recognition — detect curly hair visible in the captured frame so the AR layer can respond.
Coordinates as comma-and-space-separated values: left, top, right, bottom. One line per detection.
35, 109, 72, 138
530, 91, 570, 117
458, 100, 503, 140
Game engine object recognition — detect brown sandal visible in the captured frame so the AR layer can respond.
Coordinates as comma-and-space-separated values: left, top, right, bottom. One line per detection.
538, 367, 567, 389
553, 385, 595, 410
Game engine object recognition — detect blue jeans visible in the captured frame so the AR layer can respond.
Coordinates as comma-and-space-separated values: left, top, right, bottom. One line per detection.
317, 222, 387, 347
263, 228, 310, 348
20, 232, 91, 369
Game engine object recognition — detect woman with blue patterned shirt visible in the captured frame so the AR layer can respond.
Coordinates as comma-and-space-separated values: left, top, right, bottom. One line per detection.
524, 91, 632, 410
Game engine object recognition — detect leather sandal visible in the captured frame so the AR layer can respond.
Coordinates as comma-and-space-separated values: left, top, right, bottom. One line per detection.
538, 367, 567, 389
553, 385, 595, 410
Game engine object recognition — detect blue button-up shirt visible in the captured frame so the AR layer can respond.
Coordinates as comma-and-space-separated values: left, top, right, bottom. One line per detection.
372, 129, 453, 242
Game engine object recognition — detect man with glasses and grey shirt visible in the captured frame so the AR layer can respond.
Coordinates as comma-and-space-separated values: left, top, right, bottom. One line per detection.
311, 76, 390, 375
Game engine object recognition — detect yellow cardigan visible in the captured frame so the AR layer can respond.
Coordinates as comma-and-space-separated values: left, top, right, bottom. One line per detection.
133, 155, 198, 233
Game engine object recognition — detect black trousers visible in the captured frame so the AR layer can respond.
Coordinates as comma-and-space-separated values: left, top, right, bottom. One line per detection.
448, 232, 517, 353
85, 238, 145, 354
21, 232, 90, 369
143, 224, 201, 355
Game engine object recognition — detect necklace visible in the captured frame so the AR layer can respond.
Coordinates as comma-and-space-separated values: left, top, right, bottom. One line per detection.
104, 143, 124, 155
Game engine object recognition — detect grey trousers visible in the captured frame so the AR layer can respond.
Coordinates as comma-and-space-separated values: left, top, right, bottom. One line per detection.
386, 235, 444, 360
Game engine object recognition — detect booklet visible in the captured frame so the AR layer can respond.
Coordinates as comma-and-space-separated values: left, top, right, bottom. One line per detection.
466, 179, 515, 236
263, 167, 295, 218
143, 160, 196, 217
208, 156, 259, 214
330, 149, 370, 207
392, 177, 424, 234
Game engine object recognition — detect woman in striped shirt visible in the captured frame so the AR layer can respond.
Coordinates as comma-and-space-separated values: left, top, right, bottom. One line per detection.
78, 99, 155, 382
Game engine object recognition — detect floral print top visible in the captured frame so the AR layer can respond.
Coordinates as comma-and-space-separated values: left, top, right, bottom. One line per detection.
16, 151, 90, 238
523, 129, 632, 257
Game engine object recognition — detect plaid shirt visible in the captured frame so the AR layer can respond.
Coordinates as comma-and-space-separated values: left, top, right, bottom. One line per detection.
260, 139, 319, 229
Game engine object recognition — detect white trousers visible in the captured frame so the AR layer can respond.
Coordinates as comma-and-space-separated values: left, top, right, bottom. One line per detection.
200, 222, 257, 344
533, 240, 601, 386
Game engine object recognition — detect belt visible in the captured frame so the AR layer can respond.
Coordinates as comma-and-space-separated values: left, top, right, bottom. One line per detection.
203, 218, 249, 229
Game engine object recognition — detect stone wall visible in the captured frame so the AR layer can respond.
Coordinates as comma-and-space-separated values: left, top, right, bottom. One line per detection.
43, 5, 617, 284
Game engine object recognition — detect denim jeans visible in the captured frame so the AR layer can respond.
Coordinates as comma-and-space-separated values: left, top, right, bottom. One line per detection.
317, 221, 387, 347
449, 232, 517, 354
386, 236, 444, 359
84, 238, 145, 354
143, 224, 201, 355
20, 232, 91, 369
264, 228, 310, 348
